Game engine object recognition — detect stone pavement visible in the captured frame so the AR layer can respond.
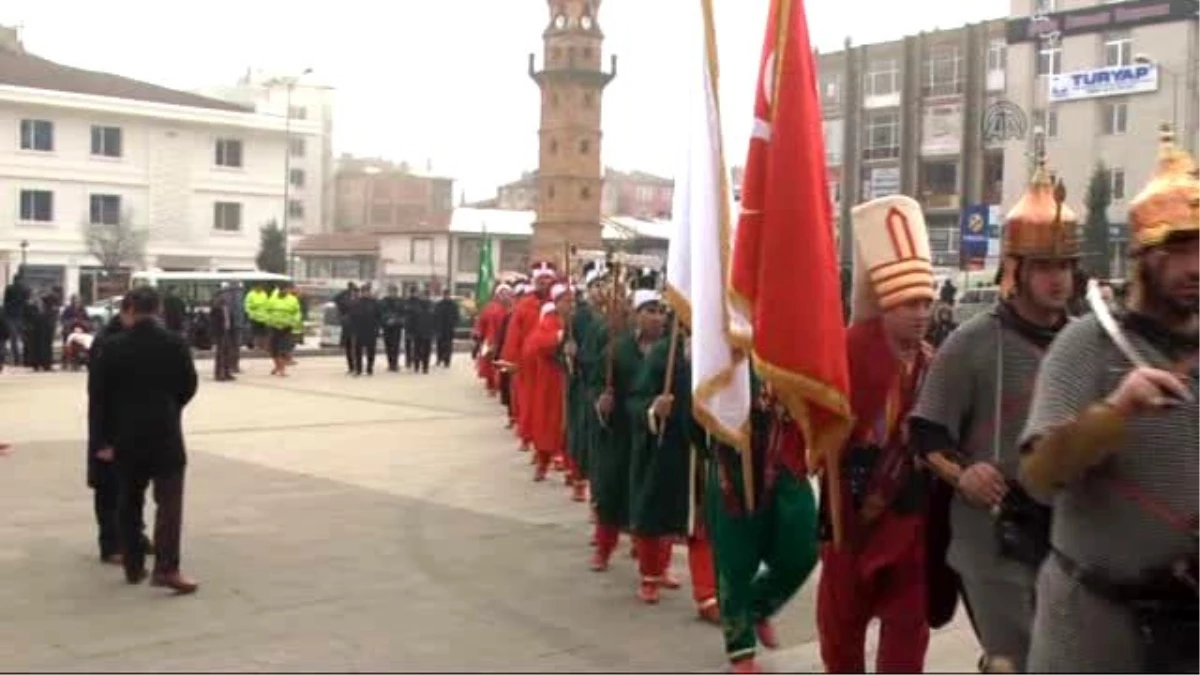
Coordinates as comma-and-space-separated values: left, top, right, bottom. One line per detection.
0, 358, 978, 672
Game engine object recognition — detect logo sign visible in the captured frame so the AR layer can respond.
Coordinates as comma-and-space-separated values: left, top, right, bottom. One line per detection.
1049, 64, 1159, 103
960, 204, 991, 269
868, 167, 900, 199
982, 99, 1028, 143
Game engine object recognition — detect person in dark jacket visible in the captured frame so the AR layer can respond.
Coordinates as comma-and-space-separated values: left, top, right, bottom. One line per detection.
334, 283, 359, 375
925, 303, 959, 349
349, 284, 381, 376
87, 314, 151, 564
92, 287, 199, 594
2, 272, 29, 366
379, 284, 406, 372
403, 287, 420, 370
209, 288, 237, 382
433, 291, 459, 368
28, 293, 57, 372
162, 288, 187, 335
409, 290, 435, 374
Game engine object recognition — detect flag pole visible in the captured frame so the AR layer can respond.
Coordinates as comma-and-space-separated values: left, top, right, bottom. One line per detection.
657, 314, 681, 447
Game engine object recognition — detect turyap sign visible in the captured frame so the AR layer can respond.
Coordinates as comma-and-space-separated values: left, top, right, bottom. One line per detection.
1049, 64, 1159, 103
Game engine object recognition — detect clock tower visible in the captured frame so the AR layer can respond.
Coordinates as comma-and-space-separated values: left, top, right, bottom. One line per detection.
528, 0, 616, 264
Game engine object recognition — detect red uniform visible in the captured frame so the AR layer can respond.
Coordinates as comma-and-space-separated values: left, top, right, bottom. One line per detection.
499, 293, 542, 446
474, 299, 506, 392
817, 317, 933, 673
523, 309, 565, 478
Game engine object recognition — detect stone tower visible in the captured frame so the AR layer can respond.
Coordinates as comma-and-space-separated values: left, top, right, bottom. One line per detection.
528, 0, 616, 264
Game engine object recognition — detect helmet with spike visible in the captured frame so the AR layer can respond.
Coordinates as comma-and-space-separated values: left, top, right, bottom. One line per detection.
1127, 123, 1199, 253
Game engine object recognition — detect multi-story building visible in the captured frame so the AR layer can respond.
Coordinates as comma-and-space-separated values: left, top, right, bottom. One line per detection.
819, 19, 1010, 270
197, 69, 336, 236
0, 26, 318, 300
497, 171, 539, 211
332, 155, 454, 233
1003, 0, 1199, 276
601, 168, 674, 219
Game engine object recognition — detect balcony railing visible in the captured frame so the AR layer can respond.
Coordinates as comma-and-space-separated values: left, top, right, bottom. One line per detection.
863, 146, 900, 161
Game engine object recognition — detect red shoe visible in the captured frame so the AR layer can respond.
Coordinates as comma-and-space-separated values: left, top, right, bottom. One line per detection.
658, 574, 681, 590
731, 657, 762, 674
571, 482, 587, 502
565, 473, 575, 486
637, 581, 659, 604
590, 552, 609, 572
533, 467, 547, 482
755, 619, 779, 650
697, 600, 721, 625
552, 457, 565, 472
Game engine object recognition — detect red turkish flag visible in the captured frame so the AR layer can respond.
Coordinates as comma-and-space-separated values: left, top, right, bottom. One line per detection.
728, 0, 853, 544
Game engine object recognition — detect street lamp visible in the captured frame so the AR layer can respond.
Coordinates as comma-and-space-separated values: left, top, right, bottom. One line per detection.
1134, 54, 1179, 132
19, 239, 28, 265
281, 67, 313, 278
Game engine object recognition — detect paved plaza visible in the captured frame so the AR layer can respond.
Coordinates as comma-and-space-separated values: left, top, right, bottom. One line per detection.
0, 357, 978, 672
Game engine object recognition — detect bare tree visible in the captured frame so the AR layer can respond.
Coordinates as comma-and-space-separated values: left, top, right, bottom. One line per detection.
82, 208, 148, 272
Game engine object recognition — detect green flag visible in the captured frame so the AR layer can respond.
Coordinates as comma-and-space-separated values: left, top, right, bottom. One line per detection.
475, 234, 493, 302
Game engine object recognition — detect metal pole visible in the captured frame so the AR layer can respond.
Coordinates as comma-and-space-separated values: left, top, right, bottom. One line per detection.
282, 81, 294, 277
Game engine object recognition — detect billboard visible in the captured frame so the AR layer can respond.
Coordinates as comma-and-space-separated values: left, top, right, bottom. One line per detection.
1049, 64, 1159, 103
960, 204, 990, 269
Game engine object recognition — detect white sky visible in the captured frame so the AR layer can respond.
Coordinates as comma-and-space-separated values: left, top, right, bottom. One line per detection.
3, 0, 1008, 201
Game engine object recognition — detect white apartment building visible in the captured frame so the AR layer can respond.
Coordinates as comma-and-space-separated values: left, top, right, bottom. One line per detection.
1003, 0, 1198, 274
0, 28, 321, 300
197, 69, 335, 236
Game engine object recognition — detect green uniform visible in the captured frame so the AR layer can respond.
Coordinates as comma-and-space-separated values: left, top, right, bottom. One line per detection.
627, 335, 695, 538
581, 324, 643, 530
564, 303, 599, 478
706, 374, 819, 663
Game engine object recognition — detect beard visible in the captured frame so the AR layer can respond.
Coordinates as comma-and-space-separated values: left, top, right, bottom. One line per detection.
1141, 259, 1199, 320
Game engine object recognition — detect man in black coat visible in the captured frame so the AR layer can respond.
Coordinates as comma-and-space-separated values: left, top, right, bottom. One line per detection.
334, 283, 359, 374
2, 271, 29, 367
402, 287, 420, 370
379, 284, 406, 372
87, 314, 152, 565
92, 287, 199, 594
409, 290, 435, 374
209, 287, 236, 382
349, 284, 381, 376
433, 290, 459, 368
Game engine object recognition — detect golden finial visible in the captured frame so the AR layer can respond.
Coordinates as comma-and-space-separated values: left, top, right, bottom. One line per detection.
1154, 122, 1199, 179
1030, 127, 1049, 185
1053, 177, 1067, 227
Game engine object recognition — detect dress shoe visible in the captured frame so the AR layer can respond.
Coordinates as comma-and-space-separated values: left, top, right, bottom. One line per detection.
100, 553, 123, 566
697, 600, 721, 625
637, 581, 659, 604
125, 568, 148, 585
571, 483, 587, 502
150, 571, 199, 595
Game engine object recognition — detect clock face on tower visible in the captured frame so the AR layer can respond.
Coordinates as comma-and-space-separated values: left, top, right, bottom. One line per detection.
554, 14, 566, 29
581, 15, 593, 30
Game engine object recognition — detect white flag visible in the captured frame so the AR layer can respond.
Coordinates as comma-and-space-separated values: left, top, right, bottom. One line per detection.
663, 0, 751, 452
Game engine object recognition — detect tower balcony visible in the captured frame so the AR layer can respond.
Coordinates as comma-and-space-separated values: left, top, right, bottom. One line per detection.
529, 52, 617, 89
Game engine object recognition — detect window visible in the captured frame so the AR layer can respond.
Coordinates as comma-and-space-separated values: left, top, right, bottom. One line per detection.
921, 162, 958, 195
547, 184, 556, 201
89, 194, 121, 225
583, 92, 594, 107
987, 41, 1007, 72
19, 190, 53, 222
288, 199, 305, 218
458, 238, 482, 273
410, 237, 433, 263
1034, 108, 1059, 138
864, 58, 899, 97
1103, 31, 1132, 67
923, 45, 964, 96
820, 73, 841, 105
370, 204, 392, 225
288, 105, 307, 120
1037, 39, 1062, 76
19, 119, 54, 151
1033, 0, 1056, 12
90, 126, 122, 158
289, 137, 306, 157
583, 47, 593, 59
581, 186, 591, 200
289, 168, 306, 188
215, 138, 243, 168
864, 111, 900, 160
550, 138, 559, 154
213, 202, 242, 232
579, 139, 591, 154
1102, 101, 1128, 135
1109, 167, 1126, 200
551, 92, 560, 108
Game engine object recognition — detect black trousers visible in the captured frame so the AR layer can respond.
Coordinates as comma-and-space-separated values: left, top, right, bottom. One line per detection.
404, 336, 415, 370
119, 468, 184, 576
383, 327, 402, 371
213, 333, 235, 380
94, 469, 149, 559
436, 335, 453, 367
353, 335, 376, 374
413, 338, 432, 373
229, 327, 241, 372
342, 331, 355, 372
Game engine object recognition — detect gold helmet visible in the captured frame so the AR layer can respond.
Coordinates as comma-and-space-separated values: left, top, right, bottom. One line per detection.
1127, 124, 1199, 253
999, 142, 1081, 297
